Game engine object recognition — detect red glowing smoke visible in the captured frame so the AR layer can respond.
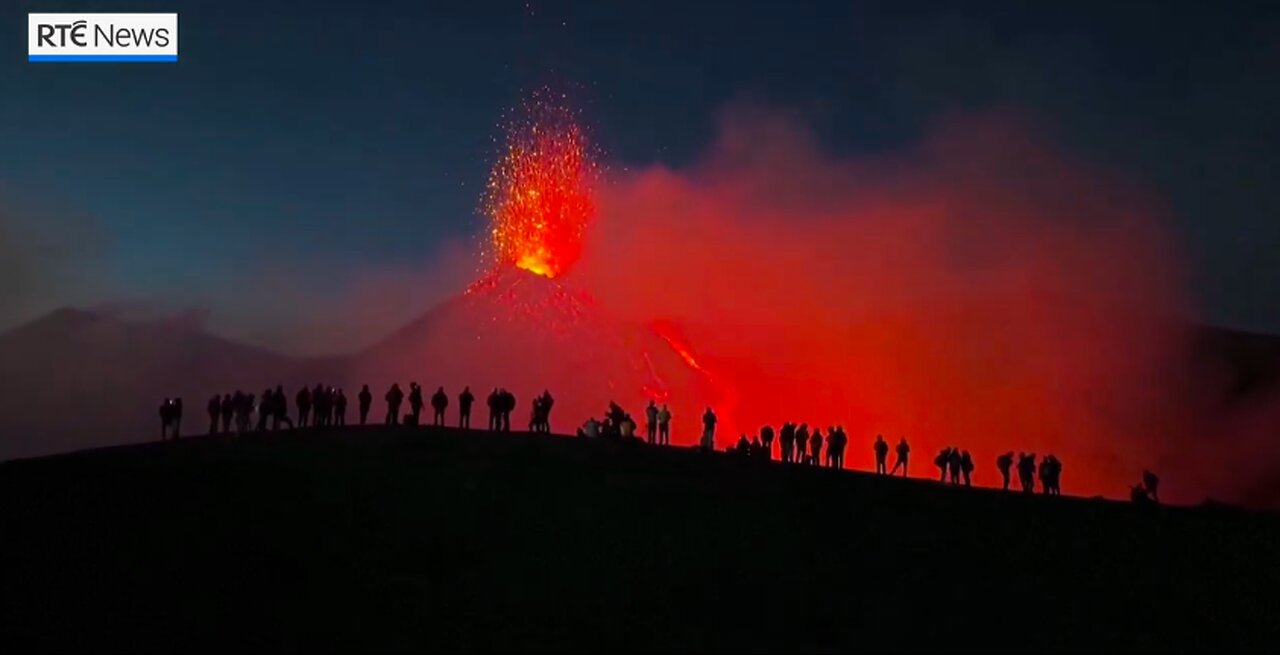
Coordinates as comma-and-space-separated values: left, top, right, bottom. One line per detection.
367, 102, 1212, 502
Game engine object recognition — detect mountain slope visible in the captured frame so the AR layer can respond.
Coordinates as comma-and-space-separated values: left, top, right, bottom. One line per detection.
1, 426, 1277, 651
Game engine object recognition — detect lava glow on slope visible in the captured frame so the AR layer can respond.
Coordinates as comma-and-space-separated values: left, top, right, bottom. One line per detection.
483, 89, 599, 279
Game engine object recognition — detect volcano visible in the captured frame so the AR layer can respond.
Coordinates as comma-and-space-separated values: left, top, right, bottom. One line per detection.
354, 265, 727, 440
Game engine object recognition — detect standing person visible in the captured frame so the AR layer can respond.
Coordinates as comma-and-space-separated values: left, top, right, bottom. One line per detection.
761, 425, 775, 459
809, 427, 823, 466
487, 388, 500, 431
1142, 469, 1160, 503
458, 386, 475, 429
890, 437, 910, 477
272, 386, 290, 430
296, 386, 312, 428
1018, 453, 1036, 493
431, 386, 448, 427
357, 385, 372, 426
701, 406, 718, 450
207, 395, 221, 435
780, 423, 795, 463
171, 398, 183, 439
996, 452, 1015, 491
159, 398, 172, 440
220, 393, 234, 434
657, 404, 672, 445
386, 383, 405, 426
874, 434, 889, 474
500, 389, 515, 432
947, 448, 963, 485
334, 389, 347, 426
961, 450, 974, 487
794, 424, 810, 464
257, 387, 273, 432
406, 383, 423, 426
645, 401, 659, 444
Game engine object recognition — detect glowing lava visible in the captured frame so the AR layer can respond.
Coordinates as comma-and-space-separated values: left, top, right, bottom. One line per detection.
483, 89, 599, 279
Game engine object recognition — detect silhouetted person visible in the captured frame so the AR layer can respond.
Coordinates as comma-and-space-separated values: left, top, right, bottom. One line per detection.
529, 395, 545, 432
406, 383, 423, 426
961, 450, 974, 487
657, 404, 671, 445
890, 437, 910, 477
1131, 483, 1155, 505
159, 398, 172, 440
257, 387, 273, 432
319, 386, 334, 427
538, 390, 554, 432
273, 386, 292, 430
311, 384, 328, 427
232, 391, 249, 434
296, 387, 312, 428
431, 386, 448, 426
997, 451, 1014, 491
874, 434, 889, 474
386, 383, 404, 426
459, 386, 474, 429
1143, 469, 1160, 503
935, 448, 951, 482
1038, 456, 1052, 495
1018, 453, 1036, 493
780, 423, 795, 463
701, 406, 717, 451
947, 447, 962, 485
358, 385, 372, 425
499, 389, 515, 431
220, 393, 233, 434
1046, 455, 1063, 495
795, 424, 810, 464
487, 388, 500, 431
619, 413, 636, 439
809, 427, 823, 466
645, 401, 659, 444
171, 398, 183, 439
207, 395, 220, 435
736, 434, 751, 456
761, 425, 775, 460
334, 389, 347, 426
829, 426, 847, 469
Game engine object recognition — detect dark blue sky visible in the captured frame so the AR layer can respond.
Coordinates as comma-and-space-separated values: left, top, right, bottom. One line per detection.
3, 0, 1278, 350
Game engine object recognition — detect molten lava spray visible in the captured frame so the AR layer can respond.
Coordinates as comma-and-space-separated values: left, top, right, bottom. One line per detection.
482, 89, 598, 279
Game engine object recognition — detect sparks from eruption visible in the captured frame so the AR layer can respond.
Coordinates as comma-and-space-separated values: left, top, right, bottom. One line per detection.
482, 89, 599, 279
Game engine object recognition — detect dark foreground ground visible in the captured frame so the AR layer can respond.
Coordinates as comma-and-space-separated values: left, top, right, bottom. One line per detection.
2, 426, 1278, 653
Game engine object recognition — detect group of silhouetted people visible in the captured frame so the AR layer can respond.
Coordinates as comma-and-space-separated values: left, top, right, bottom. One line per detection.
529, 391, 555, 433
294, 385, 346, 429
195, 385, 360, 437
933, 447, 976, 486
167, 387, 1181, 502
576, 400, 644, 440
486, 388, 516, 431
643, 400, 673, 445
988, 451, 1065, 495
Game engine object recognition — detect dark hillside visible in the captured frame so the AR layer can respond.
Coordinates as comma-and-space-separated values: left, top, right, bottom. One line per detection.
2, 426, 1278, 651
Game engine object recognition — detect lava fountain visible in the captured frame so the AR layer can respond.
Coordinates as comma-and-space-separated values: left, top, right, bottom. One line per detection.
482, 89, 598, 279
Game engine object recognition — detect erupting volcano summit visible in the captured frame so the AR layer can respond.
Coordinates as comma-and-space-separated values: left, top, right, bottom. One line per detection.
482, 89, 600, 279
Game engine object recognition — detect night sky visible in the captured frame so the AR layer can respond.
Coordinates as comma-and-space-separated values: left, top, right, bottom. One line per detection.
3, 0, 1277, 352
